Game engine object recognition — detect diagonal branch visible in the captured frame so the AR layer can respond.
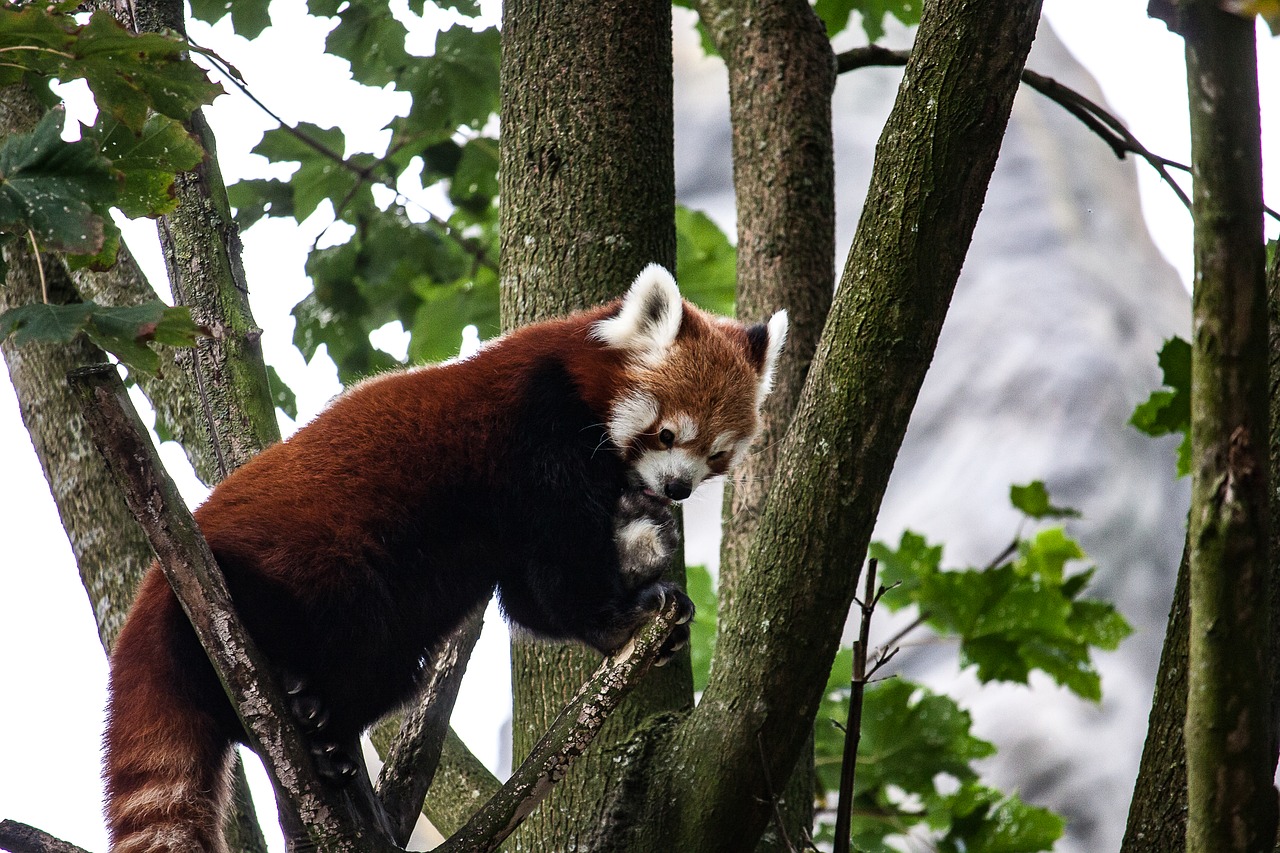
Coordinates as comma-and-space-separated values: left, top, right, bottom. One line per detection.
67, 363, 400, 853
373, 606, 488, 845
835, 44, 1277, 222
433, 599, 688, 853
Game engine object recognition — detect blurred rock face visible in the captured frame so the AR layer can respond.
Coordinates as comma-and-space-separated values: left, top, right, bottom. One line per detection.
675, 15, 1190, 852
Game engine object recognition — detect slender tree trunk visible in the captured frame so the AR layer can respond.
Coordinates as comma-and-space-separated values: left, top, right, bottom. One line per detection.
0, 84, 269, 853
689, 1, 836, 844
603, 1, 1043, 850
499, 1, 684, 848
1181, 5, 1277, 850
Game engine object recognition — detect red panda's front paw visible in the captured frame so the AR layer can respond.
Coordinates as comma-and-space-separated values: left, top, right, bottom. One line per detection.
640, 581, 695, 666
614, 490, 679, 583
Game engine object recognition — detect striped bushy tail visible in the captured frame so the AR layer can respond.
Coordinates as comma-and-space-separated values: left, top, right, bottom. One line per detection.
104, 572, 236, 853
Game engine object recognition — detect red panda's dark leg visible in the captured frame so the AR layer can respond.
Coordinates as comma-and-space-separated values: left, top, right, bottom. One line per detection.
105, 574, 237, 853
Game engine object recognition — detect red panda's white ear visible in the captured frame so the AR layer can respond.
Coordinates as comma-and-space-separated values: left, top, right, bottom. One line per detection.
591, 264, 683, 363
756, 310, 788, 406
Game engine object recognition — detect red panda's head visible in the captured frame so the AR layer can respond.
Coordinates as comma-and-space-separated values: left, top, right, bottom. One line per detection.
591, 264, 787, 501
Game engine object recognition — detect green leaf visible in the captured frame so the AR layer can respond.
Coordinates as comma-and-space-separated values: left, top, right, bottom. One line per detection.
325, 1, 413, 88
227, 178, 296, 229
942, 784, 1064, 852
64, 12, 223, 132
0, 107, 117, 254
65, 216, 121, 272
870, 529, 943, 609
89, 114, 204, 219
1130, 336, 1191, 476
0, 299, 205, 374
188, 0, 272, 38
449, 137, 499, 214
265, 365, 299, 420
686, 565, 717, 694
675, 207, 736, 317
0, 301, 94, 346
1009, 481, 1080, 520
813, 0, 922, 41
252, 124, 375, 222
396, 25, 500, 148
1015, 527, 1085, 585
408, 272, 499, 363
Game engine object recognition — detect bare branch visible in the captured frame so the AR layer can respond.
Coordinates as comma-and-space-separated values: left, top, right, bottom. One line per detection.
375, 606, 486, 845
0, 821, 91, 853
834, 559, 879, 853
433, 599, 688, 853
834, 45, 1278, 222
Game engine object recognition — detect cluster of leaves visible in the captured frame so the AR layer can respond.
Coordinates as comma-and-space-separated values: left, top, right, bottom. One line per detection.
0, 4, 220, 370
813, 0, 921, 43
0, 300, 205, 374
209, 0, 501, 383
211, 0, 737, 383
0, 5, 218, 261
1130, 336, 1191, 476
811, 482, 1130, 851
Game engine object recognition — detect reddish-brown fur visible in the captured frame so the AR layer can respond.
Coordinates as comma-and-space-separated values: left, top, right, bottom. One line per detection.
104, 288, 778, 852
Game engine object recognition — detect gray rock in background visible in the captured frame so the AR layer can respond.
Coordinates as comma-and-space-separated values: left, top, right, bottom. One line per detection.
675, 15, 1190, 852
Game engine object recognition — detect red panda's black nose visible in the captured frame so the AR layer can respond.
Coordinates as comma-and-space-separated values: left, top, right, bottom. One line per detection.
664, 480, 692, 501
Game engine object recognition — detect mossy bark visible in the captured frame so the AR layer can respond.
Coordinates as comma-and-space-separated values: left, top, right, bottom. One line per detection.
499, 1, 686, 849
1180, 4, 1277, 851
689, 2, 836, 844
100, 0, 281, 479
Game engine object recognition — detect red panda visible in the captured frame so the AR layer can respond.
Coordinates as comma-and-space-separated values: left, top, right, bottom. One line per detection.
103, 264, 787, 853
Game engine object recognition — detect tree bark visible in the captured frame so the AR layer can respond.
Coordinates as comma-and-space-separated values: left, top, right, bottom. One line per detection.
499, 1, 687, 849
100, 0, 281, 478
0, 83, 269, 853
688, 2, 836, 844
1120, 544, 1190, 852
1180, 5, 1277, 850
634, 1, 1043, 850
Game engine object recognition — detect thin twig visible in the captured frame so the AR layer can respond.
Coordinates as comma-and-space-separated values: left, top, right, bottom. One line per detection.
834, 46, 1280, 222
26, 230, 47, 304
757, 731, 798, 853
834, 559, 881, 853
186, 35, 498, 272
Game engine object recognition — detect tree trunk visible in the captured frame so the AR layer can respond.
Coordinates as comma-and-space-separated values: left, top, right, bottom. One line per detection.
608, 1, 1043, 849
689, 1, 836, 844
0, 83, 269, 853
1181, 4, 1277, 850
499, 0, 684, 849
1120, 544, 1189, 852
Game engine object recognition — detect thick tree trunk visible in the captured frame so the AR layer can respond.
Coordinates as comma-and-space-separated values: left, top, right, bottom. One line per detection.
498, 1, 684, 849
1180, 5, 1276, 850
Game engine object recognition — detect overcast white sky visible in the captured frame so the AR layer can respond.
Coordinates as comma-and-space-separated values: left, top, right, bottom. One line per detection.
2, 5, 1278, 851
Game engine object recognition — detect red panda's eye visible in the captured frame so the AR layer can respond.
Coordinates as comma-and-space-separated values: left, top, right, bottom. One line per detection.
659, 429, 675, 448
